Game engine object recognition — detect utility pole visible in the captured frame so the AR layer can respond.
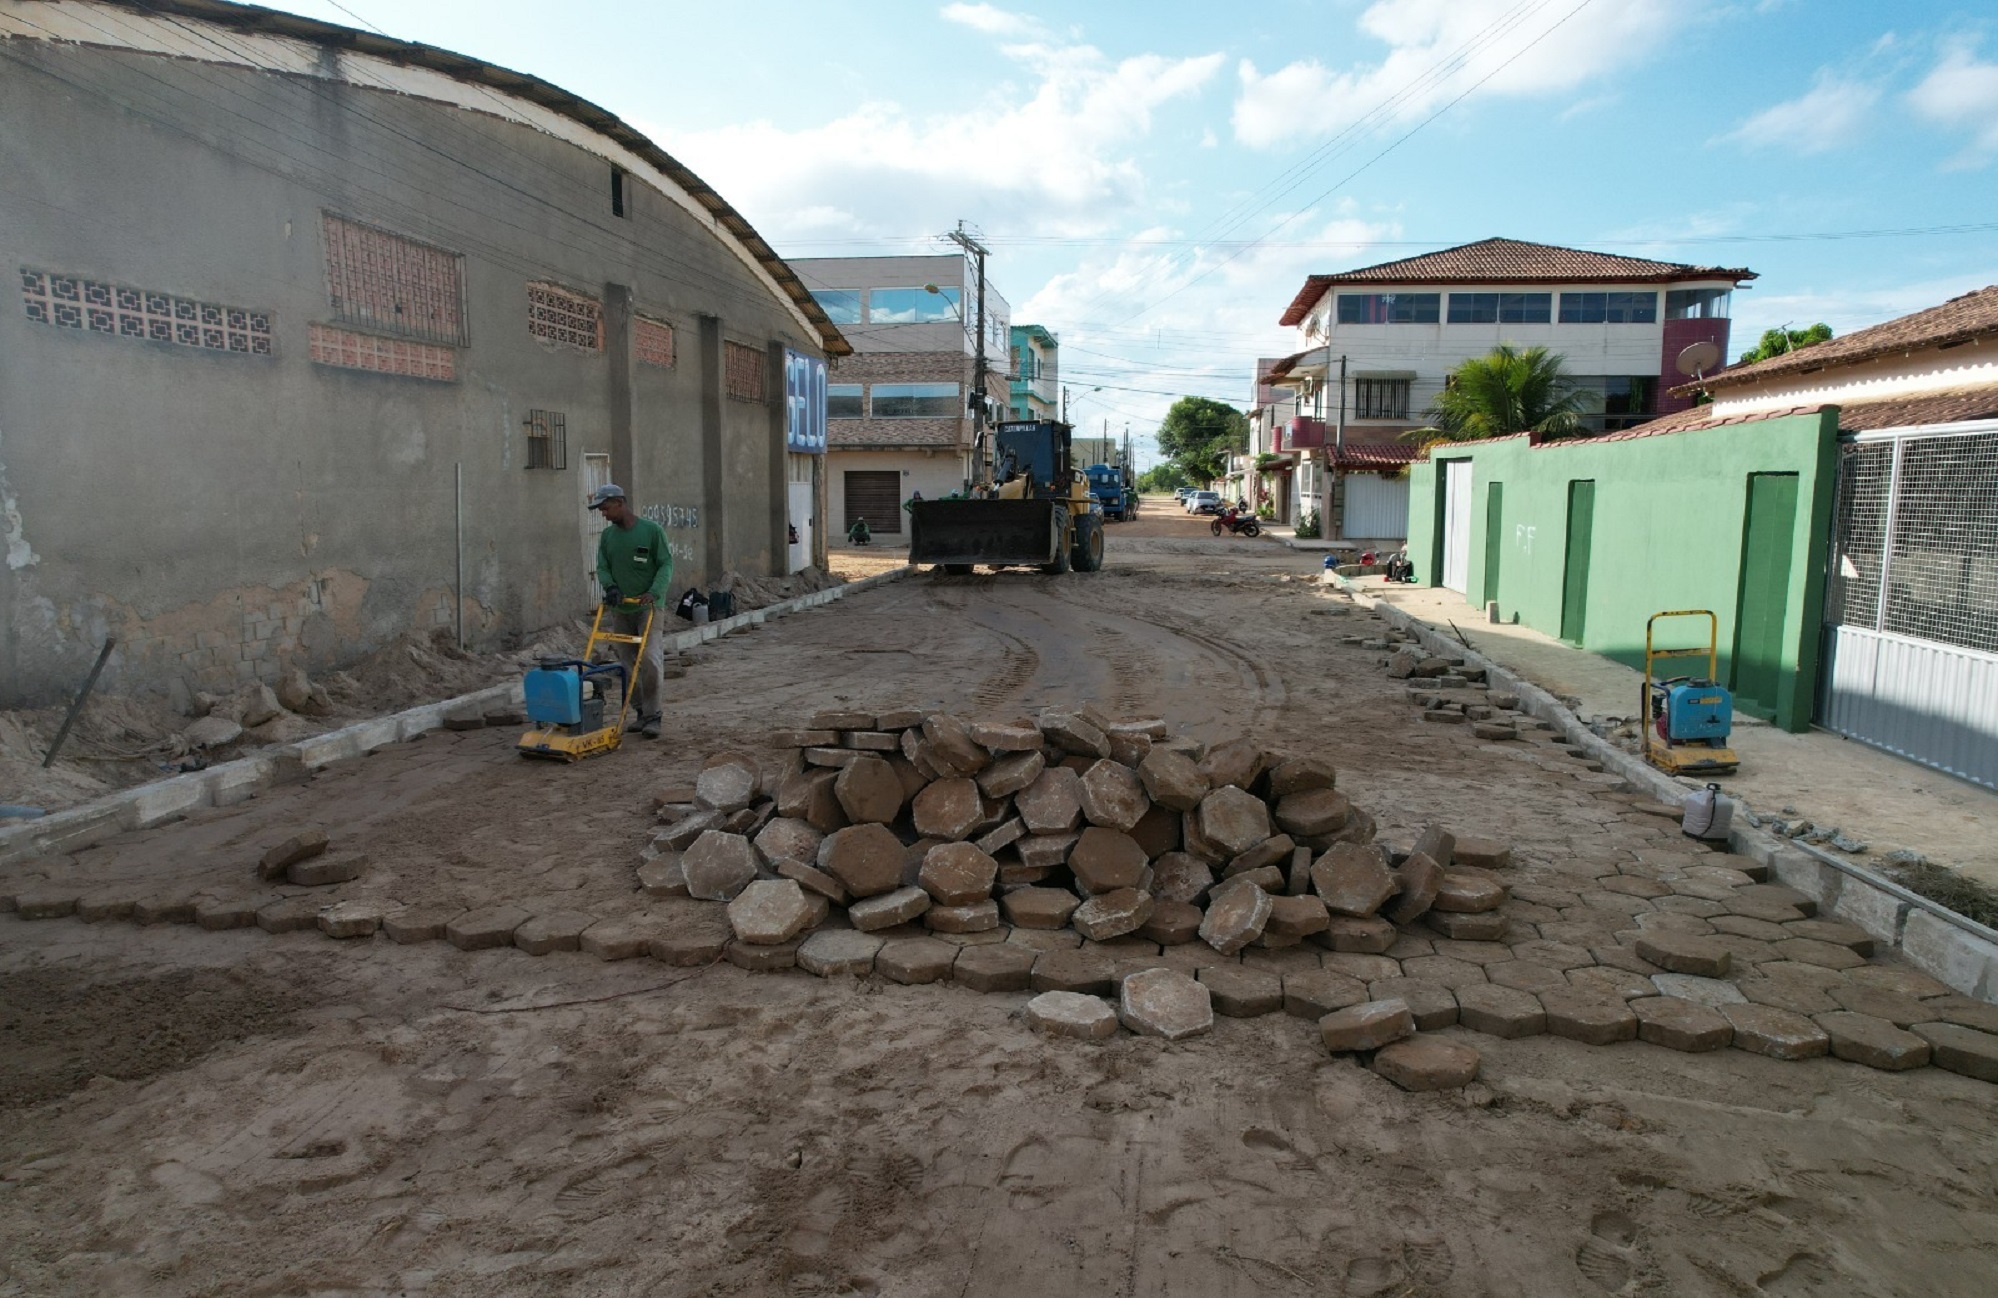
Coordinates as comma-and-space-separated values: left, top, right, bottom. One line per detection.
1328, 353, 1347, 541
945, 222, 990, 486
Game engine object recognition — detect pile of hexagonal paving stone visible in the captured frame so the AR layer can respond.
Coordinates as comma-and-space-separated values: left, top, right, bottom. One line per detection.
636, 706, 1998, 1091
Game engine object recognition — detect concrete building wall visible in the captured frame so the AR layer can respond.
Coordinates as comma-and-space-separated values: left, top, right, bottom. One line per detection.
1405, 409, 1840, 731
828, 449, 971, 541
0, 30, 821, 705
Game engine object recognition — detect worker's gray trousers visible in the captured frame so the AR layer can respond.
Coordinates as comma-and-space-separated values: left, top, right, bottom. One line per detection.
610, 607, 663, 721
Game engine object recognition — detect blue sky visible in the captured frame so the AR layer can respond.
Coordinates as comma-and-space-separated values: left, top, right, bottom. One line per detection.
270, 0, 1998, 463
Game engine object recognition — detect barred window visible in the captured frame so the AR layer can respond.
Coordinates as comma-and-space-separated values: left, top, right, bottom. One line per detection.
527, 282, 603, 351
21, 267, 272, 355
1353, 378, 1410, 420
635, 315, 675, 368
725, 340, 766, 402
525, 409, 568, 470
309, 323, 455, 382
322, 215, 464, 344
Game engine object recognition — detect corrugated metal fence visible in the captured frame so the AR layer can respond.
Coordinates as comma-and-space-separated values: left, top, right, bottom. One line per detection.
1821, 420, 1998, 789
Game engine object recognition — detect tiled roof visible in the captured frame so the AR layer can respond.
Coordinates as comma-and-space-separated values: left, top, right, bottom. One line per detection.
1628, 389, 1998, 438
1417, 406, 1828, 459
1335, 442, 1421, 469
1699, 284, 1998, 391
1279, 237, 1754, 325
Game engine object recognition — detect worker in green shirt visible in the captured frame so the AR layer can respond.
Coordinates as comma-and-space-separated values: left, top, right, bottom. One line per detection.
589, 484, 670, 739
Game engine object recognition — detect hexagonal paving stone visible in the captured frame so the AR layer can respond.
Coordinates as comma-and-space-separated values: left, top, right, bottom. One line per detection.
1632, 996, 1733, 1052
1079, 759, 1150, 832
1197, 964, 1283, 1017
1197, 786, 1274, 856
953, 943, 1038, 993
1372, 1037, 1481, 1091
1772, 938, 1867, 970
850, 886, 931, 932
1720, 1002, 1829, 1060
1828, 984, 1931, 1026
1399, 955, 1489, 990
1844, 966, 1952, 999
1634, 931, 1732, 978
1016, 767, 1085, 833
1031, 948, 1115, 996
1366, 977, 1458, 1029
1910, 1022, 1998, 1083
1025, 991, 1120, 1041
1198, 880, 1273, 955
1282, 969, 1369, 1019
1119, 968, 1214, 1040
1784, 917, 1875, 955
1815, 1011, 1932, 1070
1538, 991, 1639, 1045
1139, 900, 1203, 946
1319, 999, 1415, 1052
1312, 843, 1397, 917
797, 928, 884, 976
1000, 886, 1082, 930
875, 936, 958, 984
1485, 960, 1570, 995
1454, 983, 1548, 1038
818, 823, 907, 899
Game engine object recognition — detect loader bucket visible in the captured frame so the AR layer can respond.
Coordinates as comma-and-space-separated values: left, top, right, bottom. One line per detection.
908, 499, 1062, 568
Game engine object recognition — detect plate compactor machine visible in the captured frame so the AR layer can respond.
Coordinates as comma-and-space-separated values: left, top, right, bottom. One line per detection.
517, 599, 656, 761
1641, 609, 1739, 776
908, 420, 1106, 575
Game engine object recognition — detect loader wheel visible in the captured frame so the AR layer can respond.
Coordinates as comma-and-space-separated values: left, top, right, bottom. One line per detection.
941, 564, 974, 576
1073, 514, 1105, 572
1041, 508, 1072, 575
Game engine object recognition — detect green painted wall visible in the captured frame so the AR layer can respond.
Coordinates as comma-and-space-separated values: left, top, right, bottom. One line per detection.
1404, 410, 1840, 731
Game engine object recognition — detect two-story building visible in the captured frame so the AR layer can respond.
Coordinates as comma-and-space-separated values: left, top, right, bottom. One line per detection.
1008, 324, 1059, 422
1269, 238, 1753, 546
790, 254, 1011, 542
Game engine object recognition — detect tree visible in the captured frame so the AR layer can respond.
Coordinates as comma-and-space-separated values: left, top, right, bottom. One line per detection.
1419, 345, 1590, 443
1738, 323, 1832, 366
1136, 462, 1191, 493
1154, 396, 1249, 482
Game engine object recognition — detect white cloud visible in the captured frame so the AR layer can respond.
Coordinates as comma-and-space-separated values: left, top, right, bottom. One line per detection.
1231, 0, 1690, 149
940, 3, 1040, 38
1721, 69, 1881, 154
661, 37, 1222, 241
1908, 40, 1998, 164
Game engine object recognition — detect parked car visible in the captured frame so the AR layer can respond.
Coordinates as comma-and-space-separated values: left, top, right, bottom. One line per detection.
1185, 490, 1222, 515
1174, 487, 1195, 502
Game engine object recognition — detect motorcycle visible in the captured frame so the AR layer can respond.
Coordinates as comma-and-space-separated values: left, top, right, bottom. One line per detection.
1210, 506, 1261, 538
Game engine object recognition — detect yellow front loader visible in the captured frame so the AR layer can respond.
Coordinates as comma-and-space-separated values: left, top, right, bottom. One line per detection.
908, 420, 1105, 574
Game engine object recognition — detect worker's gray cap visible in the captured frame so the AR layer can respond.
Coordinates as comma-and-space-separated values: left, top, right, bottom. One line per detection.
587, 484, 626, 509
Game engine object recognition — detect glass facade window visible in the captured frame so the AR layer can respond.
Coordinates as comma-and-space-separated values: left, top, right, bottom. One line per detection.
812, 290, 861, 325
1571, 375, 1658, 430
1665, 288, 1732, 319
1336, 292, 1440, 324
868, 286, 960, 324
827, 383, 863, 418
871, 382, 960, 417
1447, 292, 1552, 324
1559, 291, 1657, 324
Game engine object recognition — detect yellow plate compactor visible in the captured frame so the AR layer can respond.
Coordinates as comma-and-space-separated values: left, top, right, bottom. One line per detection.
517, 600, 655, 761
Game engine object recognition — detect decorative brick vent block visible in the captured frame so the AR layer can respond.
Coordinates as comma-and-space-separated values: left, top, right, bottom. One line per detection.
21, 268, 272, 354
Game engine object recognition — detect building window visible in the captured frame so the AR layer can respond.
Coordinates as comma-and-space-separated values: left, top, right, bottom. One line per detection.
811, 290, 861, 325
524, 409, 568, 469
725, 340, 766, 402
527, 281, 603, 350
1558, 291, 1657, 324
634, 315, 674, 368
309, 323, 455, 381
21, 267, 273, 355
827, 383, 863, 417
871, 382, 959, 417
1353, 378, 1411, 420
1571, 376, 1656, 430
611, 165, 628, 218
322, 214, 465, 345
1665, 288, 1731, 319
868, 286, 959, 324
1447, 292, 1551, 324
1336, 292, 1440, 324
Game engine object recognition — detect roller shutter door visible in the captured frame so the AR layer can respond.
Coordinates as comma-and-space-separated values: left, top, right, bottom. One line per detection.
843, 470, 903, 535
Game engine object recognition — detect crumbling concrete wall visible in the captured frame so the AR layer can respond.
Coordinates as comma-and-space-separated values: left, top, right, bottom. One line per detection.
0, 37, 818, 707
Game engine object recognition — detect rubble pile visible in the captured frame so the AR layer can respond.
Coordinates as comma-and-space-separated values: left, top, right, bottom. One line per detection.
641, 704, 1528, 1083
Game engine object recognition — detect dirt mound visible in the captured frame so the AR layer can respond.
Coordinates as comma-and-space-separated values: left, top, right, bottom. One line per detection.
0, 964, 307, 1107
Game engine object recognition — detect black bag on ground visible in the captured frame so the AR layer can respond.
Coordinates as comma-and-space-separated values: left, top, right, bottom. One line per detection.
674, 589, 708, 621
707, 589, 736, 619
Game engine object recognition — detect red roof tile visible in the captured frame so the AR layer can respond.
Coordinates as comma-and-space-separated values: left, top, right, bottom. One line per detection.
1335, 442, 1421, 469
1280, 238, 1754, 326
1698, 284, 1998, 391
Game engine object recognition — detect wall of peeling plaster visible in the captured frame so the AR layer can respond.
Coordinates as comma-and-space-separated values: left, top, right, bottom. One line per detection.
0, 36, 820, 706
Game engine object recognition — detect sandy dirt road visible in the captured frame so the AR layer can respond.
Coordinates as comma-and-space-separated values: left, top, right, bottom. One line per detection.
3, 499, 1996, 1297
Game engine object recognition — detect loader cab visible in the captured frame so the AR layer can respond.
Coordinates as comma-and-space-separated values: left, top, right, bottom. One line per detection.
993, 420, 1071, 498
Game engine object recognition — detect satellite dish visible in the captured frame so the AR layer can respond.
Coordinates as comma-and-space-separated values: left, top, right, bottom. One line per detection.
1676, 340, 1721, 378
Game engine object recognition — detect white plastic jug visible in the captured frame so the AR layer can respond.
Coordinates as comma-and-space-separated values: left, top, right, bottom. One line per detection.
1681, 783, 1734, 841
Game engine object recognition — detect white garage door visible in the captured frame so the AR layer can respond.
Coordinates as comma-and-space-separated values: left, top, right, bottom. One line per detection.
1343, 473, 1409, 540
1441, 459, 1473, 594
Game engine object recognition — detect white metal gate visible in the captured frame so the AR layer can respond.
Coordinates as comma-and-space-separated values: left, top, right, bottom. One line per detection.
1821, 422, 1998, 789
1441, 459, 1473, 593
1343, 472, 1409, 539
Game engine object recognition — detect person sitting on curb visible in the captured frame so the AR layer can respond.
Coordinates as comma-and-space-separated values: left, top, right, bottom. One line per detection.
848, 516, 872, 546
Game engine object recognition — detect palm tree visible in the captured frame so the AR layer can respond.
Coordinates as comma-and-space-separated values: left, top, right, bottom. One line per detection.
1417, 345, 1591, 443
